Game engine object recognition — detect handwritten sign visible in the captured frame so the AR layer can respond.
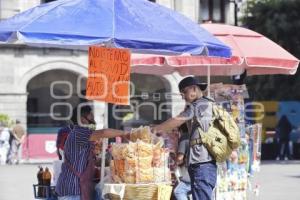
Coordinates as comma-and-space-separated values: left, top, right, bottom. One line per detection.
86, 46, 131, 105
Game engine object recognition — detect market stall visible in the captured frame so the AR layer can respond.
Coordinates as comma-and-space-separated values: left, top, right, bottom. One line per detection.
1, 0, 299, 199
130, 23, 299, 199
99, 126, 173, 200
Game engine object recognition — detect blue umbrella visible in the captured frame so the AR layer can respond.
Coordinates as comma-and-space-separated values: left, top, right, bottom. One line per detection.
0, 0, 231, 57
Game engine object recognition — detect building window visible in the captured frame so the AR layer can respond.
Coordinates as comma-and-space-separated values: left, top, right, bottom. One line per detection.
200, 0, 226, 23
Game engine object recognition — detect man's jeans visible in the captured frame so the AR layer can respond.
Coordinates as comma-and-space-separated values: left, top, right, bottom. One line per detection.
188, 161, 217, 200
58, 195, 80, 200
174, 181, 191, 200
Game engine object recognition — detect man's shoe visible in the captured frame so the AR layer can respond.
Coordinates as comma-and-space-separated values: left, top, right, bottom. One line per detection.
279, 156, 284, 160
288, 156, 294, 160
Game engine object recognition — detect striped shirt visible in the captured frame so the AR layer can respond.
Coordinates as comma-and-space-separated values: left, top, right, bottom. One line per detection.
56, 126, 72, 151
55, 125, 93, 196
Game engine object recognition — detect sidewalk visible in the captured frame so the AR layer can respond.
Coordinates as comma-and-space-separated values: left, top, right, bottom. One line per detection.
0, 160, 299, 200
248, 160, 300, 200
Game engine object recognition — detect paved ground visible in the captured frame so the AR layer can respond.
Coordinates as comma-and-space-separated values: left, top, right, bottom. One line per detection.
0, 161, 299, 200
0, 163, 52, 200
249, 160, 300, 200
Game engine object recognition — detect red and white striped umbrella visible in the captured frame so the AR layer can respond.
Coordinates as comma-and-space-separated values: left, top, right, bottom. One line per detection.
131, 23, 299, 76
131, 53, 243, 76
202, 23, 299, 75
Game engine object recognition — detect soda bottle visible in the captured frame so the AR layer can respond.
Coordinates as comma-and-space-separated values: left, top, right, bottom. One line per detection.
42, 167, 52, 197
37, 166, 44, 197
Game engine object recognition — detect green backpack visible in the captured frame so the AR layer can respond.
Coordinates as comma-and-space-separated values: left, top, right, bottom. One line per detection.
196, 104, 241, 163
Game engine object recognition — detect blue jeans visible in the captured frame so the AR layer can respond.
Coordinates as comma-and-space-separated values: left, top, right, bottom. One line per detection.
174, 181, 191, 200
188, 162, 217, 200
94, 186, 103, 200
58, 196, 80, 200
58, 190, 101, 200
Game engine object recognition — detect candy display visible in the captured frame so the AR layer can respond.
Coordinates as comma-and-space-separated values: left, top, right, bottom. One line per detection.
246, 123, 262, 174
210, 83, 247, 138
210, 83, 261, 199
216, 140, 249, 200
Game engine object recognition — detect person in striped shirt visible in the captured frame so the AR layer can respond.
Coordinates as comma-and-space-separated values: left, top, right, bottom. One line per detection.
56, 125, 72, 161
56, 105, 128, 200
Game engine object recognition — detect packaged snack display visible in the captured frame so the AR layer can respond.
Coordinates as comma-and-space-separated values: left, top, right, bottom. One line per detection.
136, 141, 153, 157
153, 167, 171, 183
136, 168, 154, 183
113, 159, 125, 182
124, 173, 136, 184
152, 147, 169, 168
111, 144, 128, 160
110, 126, 171, 184
137, 156, 153, 169
130, 126, 152, 143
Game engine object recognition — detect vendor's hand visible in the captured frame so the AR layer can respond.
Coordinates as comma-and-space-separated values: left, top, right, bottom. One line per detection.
93, 141, 102, 156
121, 130, 131, 141
150, 126, 156, 134
151, 126, 163, 137
176, 154, 184, 166
150, 126, 159, 135
156, 131, 164, 137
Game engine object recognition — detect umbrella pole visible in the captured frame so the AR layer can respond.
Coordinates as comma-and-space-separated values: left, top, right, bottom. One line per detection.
100, 103, 109, 187
207, 65, 211, 97
100, 138, 107, 187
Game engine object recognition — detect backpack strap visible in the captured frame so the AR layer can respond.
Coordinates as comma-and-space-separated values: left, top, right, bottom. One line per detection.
193, 100, 217, 129
202, 96, 215, 103
190, 130, 203, 146
189, 98, 216, 146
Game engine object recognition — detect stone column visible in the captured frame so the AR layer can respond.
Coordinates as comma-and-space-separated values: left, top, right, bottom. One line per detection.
93, 101, 106, 129
163, 72, 185, 117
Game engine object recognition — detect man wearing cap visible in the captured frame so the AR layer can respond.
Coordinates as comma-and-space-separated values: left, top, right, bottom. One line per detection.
152, 76, 216, 200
